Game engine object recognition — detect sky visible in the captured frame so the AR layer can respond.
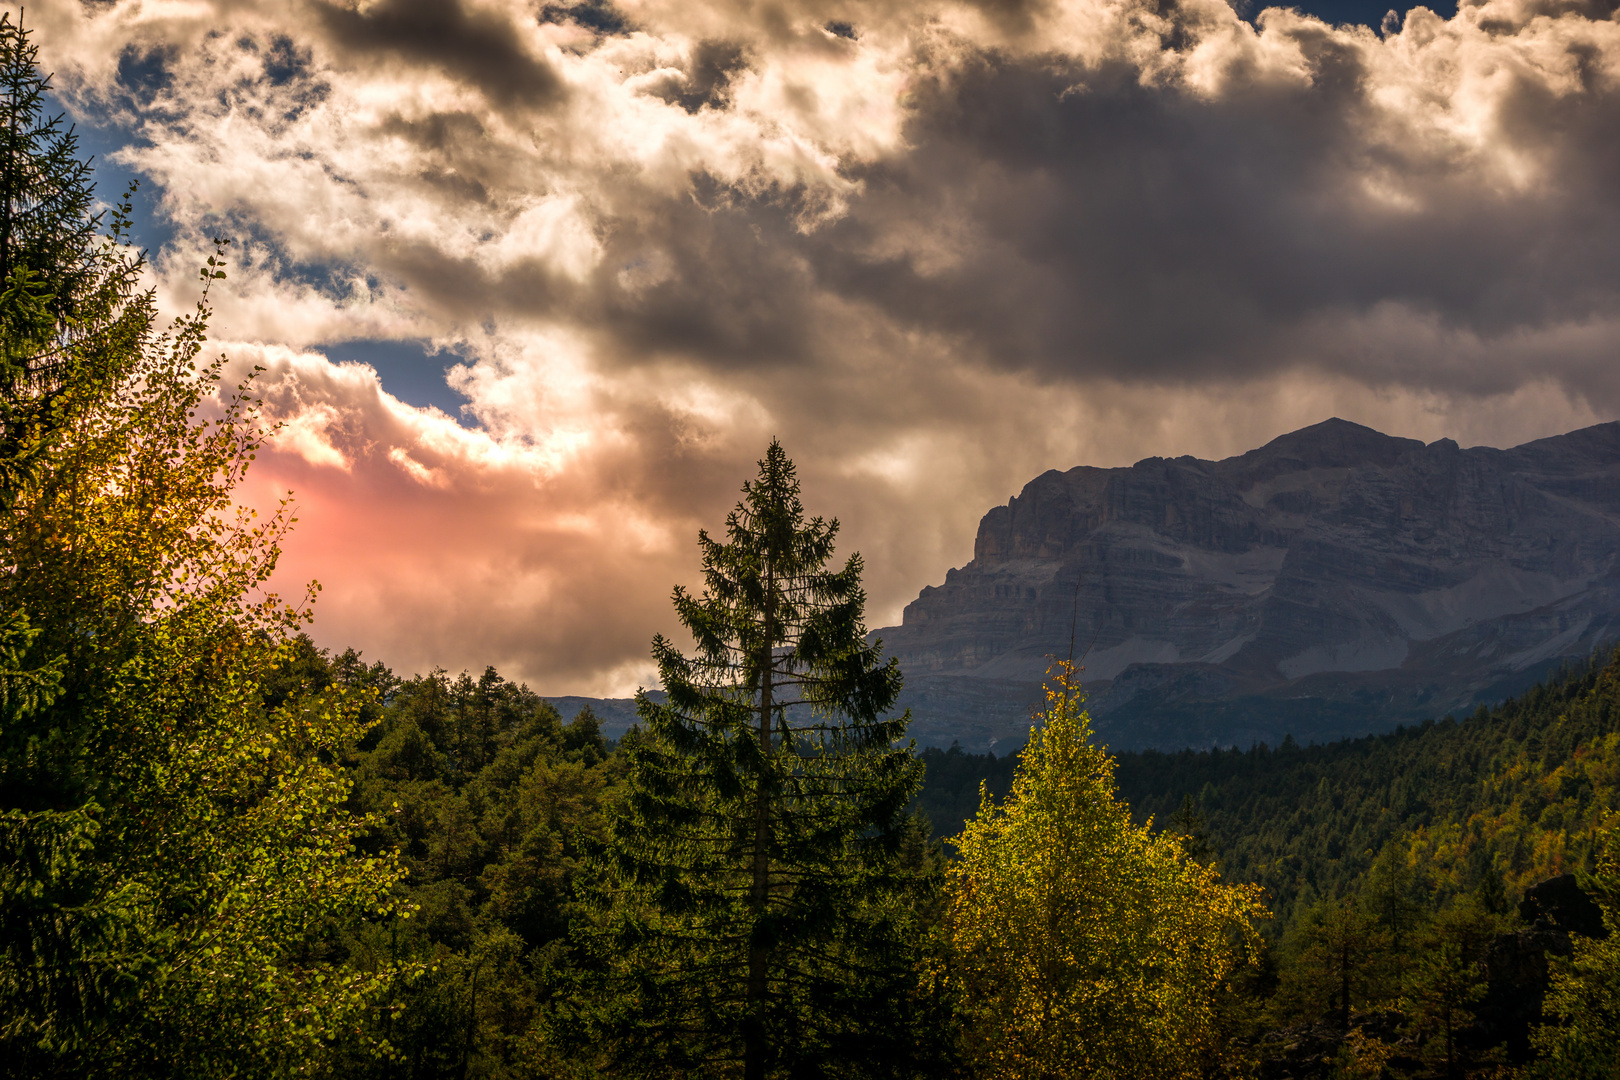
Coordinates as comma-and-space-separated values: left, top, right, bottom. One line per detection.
28, 0, 1620, 696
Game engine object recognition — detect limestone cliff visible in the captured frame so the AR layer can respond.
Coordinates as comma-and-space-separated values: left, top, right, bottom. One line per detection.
874, 419, 1620, 750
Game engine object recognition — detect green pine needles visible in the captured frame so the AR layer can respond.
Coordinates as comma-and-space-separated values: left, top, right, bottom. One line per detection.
0, 10, 146, 508
584, 440, 934, 1079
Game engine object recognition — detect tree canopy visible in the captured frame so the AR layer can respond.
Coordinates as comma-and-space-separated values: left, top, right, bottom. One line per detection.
948, 665, 1267, 1079
0, 16, 405, 1075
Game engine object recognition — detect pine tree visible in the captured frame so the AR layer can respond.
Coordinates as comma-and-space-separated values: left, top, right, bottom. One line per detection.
1270, 900, 1392, 1029
1402, 904, 1498, 1077
0, 10, 144, 507
1362, 841, 1428, 960
584, 440, 934, 1079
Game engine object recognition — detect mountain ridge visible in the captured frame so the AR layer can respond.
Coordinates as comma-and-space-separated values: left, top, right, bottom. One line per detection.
871, 418, 1620, 750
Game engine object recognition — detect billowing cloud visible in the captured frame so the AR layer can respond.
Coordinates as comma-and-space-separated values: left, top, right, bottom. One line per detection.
26, 0, 1620, 692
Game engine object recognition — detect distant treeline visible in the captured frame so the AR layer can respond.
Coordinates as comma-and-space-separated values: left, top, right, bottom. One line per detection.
915, 651, 1620, 938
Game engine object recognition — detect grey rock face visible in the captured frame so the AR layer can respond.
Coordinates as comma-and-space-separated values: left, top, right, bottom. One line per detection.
873, 418, 1620, 750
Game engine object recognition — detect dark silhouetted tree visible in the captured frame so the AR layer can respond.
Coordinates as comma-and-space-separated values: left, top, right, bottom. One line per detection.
585, 440, 937, 1079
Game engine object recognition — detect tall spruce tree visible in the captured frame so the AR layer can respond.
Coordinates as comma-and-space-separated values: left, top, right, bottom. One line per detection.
585, 440, 935, 1079
0, 10, 145, 507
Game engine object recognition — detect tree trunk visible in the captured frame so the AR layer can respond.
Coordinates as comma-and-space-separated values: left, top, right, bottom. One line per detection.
1, 60, 16, 289
1443, 1004, 1455, 1078
745, 563, 775, 1080
459, 960, 480, 1080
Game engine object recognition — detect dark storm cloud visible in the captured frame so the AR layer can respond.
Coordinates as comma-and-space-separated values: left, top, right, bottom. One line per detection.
580, 190, 831, 370
499, 2, 1620, 402
53, 0, 1620, 397
311, 0, 565, 108
229, 0, 1614, 412
653, 40, 751, 113
810, 41, 1620, 387
285, 0, 1620, 414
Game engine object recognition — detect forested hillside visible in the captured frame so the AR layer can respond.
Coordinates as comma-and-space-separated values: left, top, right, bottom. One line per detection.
263, 643, 621, 1076
306, 642, 1620, 1078
1117, 657, 1620, 935
926, 650, 1620, 939
918, 649, 1620, 937
915, 651, 1620, 1076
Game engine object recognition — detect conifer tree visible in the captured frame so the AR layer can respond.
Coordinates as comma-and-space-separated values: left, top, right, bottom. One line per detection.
0, 10, 144, 506
1362, 841, 1428, 960
1402, 904, 1498, 1077
585, 440, 934, 1079
1270, 900, 1391, 1029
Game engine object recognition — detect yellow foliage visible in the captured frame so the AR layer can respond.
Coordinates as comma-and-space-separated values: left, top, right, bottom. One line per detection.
1529, 823, 1620, 1078
0, 240, 410, 1072
947, 664, 1267, 1079
1332, 1027, 1394, 1080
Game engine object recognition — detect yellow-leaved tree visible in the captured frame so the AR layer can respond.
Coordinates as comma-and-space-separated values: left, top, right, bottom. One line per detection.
1528, 823, 1620, 1079
947, 663, 1267, 1079
0, 15, 409, 1076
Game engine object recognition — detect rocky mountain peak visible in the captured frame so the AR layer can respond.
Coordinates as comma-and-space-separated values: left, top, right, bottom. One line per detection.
876, 419, 1620, 751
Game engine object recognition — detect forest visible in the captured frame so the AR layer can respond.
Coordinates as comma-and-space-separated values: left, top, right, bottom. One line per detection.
919, 661, 1620, 937
1, 12, 1617, 1079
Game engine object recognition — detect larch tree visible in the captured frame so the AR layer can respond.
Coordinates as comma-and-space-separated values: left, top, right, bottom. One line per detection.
583, 440, 939, 1079
948, 664, 1267, 1080
1529, 825, 1620, 1080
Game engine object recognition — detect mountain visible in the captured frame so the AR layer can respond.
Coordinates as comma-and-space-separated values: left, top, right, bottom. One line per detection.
872, 418, 1620, 751
544, 695, 642, 734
